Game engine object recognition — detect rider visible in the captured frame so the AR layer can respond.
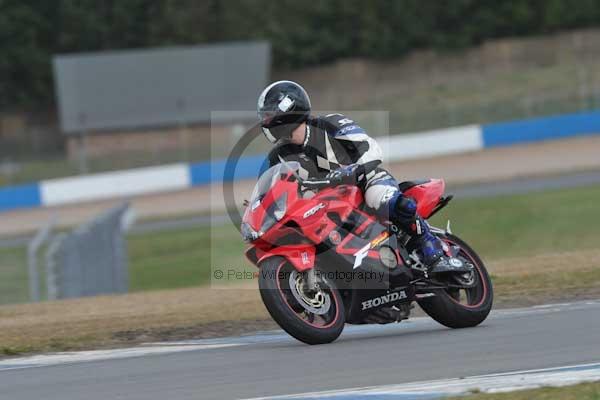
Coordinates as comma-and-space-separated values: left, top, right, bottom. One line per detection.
257, 80, 447, 271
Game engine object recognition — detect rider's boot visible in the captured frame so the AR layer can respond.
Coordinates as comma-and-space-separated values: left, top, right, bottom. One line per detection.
390, 194, 446, 271
410, 217, 446, 270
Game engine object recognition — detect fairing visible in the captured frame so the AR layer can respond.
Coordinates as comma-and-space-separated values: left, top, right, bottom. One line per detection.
242, 165, 447, 279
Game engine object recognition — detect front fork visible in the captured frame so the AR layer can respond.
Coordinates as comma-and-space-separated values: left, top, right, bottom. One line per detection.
305, 268, 319, 291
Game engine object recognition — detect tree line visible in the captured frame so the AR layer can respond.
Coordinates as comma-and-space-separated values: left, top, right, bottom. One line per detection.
2, 0, 600, 110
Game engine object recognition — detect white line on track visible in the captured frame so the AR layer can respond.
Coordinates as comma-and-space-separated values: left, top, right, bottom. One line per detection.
0, 299, 598, 373
0, 343, 243, 372
244, 362, 600, 399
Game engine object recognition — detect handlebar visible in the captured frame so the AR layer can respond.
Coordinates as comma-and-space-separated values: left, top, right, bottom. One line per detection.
301, 178, 334, 190
276, 156, 336, 190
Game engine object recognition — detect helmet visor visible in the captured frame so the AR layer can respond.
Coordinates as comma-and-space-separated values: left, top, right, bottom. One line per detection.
262, 122, 298, 144
258, 110, 277, 127
259, 110, 306, 144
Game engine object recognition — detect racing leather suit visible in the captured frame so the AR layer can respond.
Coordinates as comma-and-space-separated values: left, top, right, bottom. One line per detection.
265, 114, 443, 265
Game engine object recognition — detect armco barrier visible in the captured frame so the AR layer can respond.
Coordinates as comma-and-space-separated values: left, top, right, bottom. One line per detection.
1, 110, 599, 213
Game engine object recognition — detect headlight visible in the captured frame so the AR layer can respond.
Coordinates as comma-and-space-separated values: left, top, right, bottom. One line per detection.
273, 192, 288, 220
241, 222, 259, 243
242, 193, 288, 243
260, 192, 288, 234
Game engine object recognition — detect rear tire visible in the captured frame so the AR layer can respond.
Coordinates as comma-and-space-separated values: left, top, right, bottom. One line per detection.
418, 234, 493, 328
258, 256, 345, 344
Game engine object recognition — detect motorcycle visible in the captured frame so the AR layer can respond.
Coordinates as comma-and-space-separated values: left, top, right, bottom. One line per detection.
241, 161, 493, 345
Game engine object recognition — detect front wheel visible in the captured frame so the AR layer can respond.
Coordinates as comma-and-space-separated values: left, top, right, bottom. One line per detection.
258, 257, 345, 344
418, 234, 493, 328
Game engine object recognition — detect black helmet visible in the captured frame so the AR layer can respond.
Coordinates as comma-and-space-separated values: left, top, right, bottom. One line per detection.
257, 80, 311, 143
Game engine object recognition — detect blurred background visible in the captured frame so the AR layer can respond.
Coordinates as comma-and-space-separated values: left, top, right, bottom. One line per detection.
1, 0, 600, 353
4, 0, 600, 182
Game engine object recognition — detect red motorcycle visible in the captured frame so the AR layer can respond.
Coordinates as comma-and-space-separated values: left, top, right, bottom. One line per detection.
242, 161, 493, 344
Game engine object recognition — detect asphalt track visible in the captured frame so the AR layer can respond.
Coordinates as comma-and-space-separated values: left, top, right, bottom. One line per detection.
2, 300, 600, 399
448, 169, 600, 198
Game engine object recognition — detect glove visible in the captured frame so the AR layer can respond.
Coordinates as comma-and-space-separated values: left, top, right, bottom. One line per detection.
326, 164, 362, 186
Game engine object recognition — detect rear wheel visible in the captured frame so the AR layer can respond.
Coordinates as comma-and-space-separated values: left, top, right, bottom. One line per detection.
258, 257, 345, 344
418, 234, 493, 328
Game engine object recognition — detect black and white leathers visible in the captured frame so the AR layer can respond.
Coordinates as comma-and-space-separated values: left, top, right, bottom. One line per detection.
267, 113, 398, 216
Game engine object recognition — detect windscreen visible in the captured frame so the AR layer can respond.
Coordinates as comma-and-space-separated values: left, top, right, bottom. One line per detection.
249, 161, 300, 203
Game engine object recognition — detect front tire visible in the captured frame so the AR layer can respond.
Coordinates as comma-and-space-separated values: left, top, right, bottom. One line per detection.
418, 234, 493, 328
258, 256, 345, 344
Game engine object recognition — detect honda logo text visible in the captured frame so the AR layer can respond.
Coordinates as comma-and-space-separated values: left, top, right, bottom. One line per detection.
361, 290, 407, 310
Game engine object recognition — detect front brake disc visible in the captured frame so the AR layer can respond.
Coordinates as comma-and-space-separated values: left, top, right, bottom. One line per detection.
289, 270, 331, 315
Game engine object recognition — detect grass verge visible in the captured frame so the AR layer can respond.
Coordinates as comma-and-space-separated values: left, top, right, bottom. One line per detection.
452, 381, 600, 399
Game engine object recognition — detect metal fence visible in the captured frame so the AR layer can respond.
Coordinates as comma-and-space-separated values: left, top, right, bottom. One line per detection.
47, 203, 130, 300
0, 204, 132, 305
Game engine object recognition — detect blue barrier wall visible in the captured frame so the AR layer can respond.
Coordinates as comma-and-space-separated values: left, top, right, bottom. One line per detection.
482, 110, 600, 148
189, 154, 266, 186
2, 109, 600, 213
0, 183, 42, 212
